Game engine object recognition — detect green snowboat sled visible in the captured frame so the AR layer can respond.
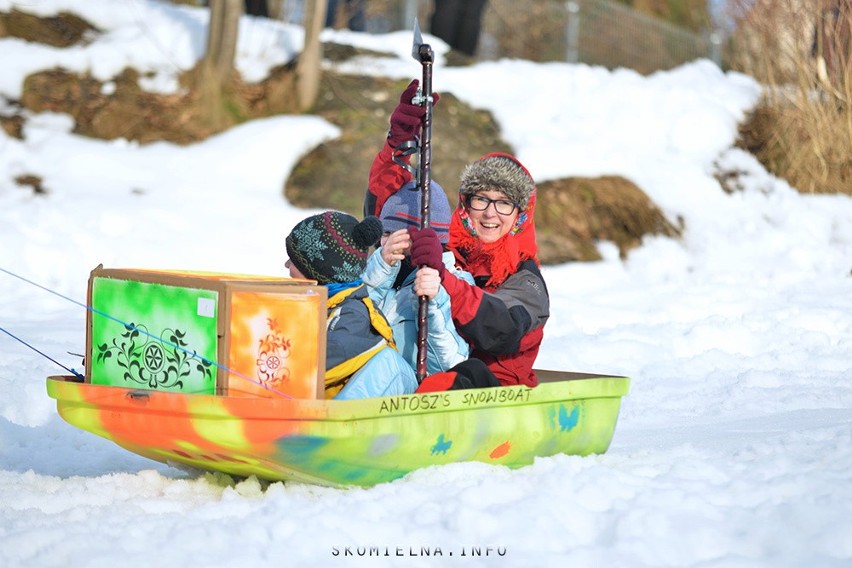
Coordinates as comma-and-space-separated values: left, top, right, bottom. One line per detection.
45, 266, 629, 487
46, 370, 629, 488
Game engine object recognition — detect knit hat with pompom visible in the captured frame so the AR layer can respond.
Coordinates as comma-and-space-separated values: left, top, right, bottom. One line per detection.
286, 211, 382, 284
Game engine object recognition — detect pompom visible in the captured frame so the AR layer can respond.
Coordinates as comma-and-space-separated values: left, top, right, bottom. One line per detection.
352, 215, 383, 249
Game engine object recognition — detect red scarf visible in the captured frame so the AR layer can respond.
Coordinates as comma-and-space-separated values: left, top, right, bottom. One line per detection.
448, 154, 539, 289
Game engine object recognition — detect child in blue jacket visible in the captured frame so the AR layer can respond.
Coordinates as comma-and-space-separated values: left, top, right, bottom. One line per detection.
361, 180, 475, 375
285, 210, 417, 399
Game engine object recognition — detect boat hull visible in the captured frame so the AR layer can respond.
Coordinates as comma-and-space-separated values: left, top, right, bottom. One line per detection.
46, 371, 629, 487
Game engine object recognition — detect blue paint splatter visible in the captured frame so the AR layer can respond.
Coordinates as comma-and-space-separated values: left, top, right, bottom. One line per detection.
558, 405, 579, 432
278, 435, 329, 455
431, 433, 452, 455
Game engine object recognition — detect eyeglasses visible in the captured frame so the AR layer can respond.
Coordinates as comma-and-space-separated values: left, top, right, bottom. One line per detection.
466, 194, 518, 216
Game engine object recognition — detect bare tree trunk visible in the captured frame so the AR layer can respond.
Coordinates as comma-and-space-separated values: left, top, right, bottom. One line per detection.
297, 0, 327, 111
199, 0, 243, 127
204, 0, 242, 84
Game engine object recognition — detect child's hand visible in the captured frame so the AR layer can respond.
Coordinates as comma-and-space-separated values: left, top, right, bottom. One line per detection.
413, 266, 440, 300
380, 228, 411, 266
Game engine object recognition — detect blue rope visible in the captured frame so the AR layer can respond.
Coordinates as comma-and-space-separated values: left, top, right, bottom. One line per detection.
0, 325, 84, 378
0, 267, 291, 398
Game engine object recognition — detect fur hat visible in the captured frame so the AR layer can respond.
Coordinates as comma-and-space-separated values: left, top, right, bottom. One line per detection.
459, 153, 536, 210
286, 211, 383, 284
379, 180, 451, 244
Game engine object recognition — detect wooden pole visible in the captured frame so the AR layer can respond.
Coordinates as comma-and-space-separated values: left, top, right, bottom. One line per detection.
413, 22, 434, 383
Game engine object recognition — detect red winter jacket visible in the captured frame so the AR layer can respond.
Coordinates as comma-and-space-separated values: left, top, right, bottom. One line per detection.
440, 258, 549, 387
365, 142, 414, 217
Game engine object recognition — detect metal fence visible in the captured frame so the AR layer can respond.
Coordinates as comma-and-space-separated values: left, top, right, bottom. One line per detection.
480, 0, 723, 72
278, 0, 723, 74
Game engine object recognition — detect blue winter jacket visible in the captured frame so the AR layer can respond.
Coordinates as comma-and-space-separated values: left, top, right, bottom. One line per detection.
324, 284, 418, 400
362, 250, 473, 375
335, 347, 419, 399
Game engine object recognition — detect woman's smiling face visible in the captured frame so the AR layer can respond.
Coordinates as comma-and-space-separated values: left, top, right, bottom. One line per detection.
466, 190, 519, 243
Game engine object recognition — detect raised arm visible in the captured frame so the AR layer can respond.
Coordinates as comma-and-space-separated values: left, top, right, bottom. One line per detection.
364, 79, 440, 217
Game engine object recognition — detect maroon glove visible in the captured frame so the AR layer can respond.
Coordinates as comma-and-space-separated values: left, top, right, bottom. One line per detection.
387, 79, 440, 147
409, 227, 445, 276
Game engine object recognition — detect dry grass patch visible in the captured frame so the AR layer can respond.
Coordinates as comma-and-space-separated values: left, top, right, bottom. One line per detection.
728, 0, 851, 194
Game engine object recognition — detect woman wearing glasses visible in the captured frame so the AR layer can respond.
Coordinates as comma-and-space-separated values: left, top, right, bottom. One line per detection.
366, 82, 550, 390
409, 152, 550, 389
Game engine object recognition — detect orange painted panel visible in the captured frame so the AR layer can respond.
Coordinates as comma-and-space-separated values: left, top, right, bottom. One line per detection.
228, 290, 323, 399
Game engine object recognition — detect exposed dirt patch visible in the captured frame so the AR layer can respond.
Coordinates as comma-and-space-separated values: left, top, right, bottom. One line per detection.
0, 112, 24, 139
3, 2, 299, 143
536, 176, 681, 262
0, 9, 97, 47
14, 174, 46, 195
20, 64, 298, 145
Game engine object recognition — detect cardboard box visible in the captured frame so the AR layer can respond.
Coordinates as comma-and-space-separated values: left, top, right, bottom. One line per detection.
86, 266, 327, 398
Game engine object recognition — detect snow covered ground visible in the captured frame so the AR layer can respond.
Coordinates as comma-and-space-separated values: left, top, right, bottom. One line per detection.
1, 1, 851, 566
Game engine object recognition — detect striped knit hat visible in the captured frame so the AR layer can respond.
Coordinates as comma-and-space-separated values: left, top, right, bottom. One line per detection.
379, 180, 451, 244
285, 211, 383, 284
